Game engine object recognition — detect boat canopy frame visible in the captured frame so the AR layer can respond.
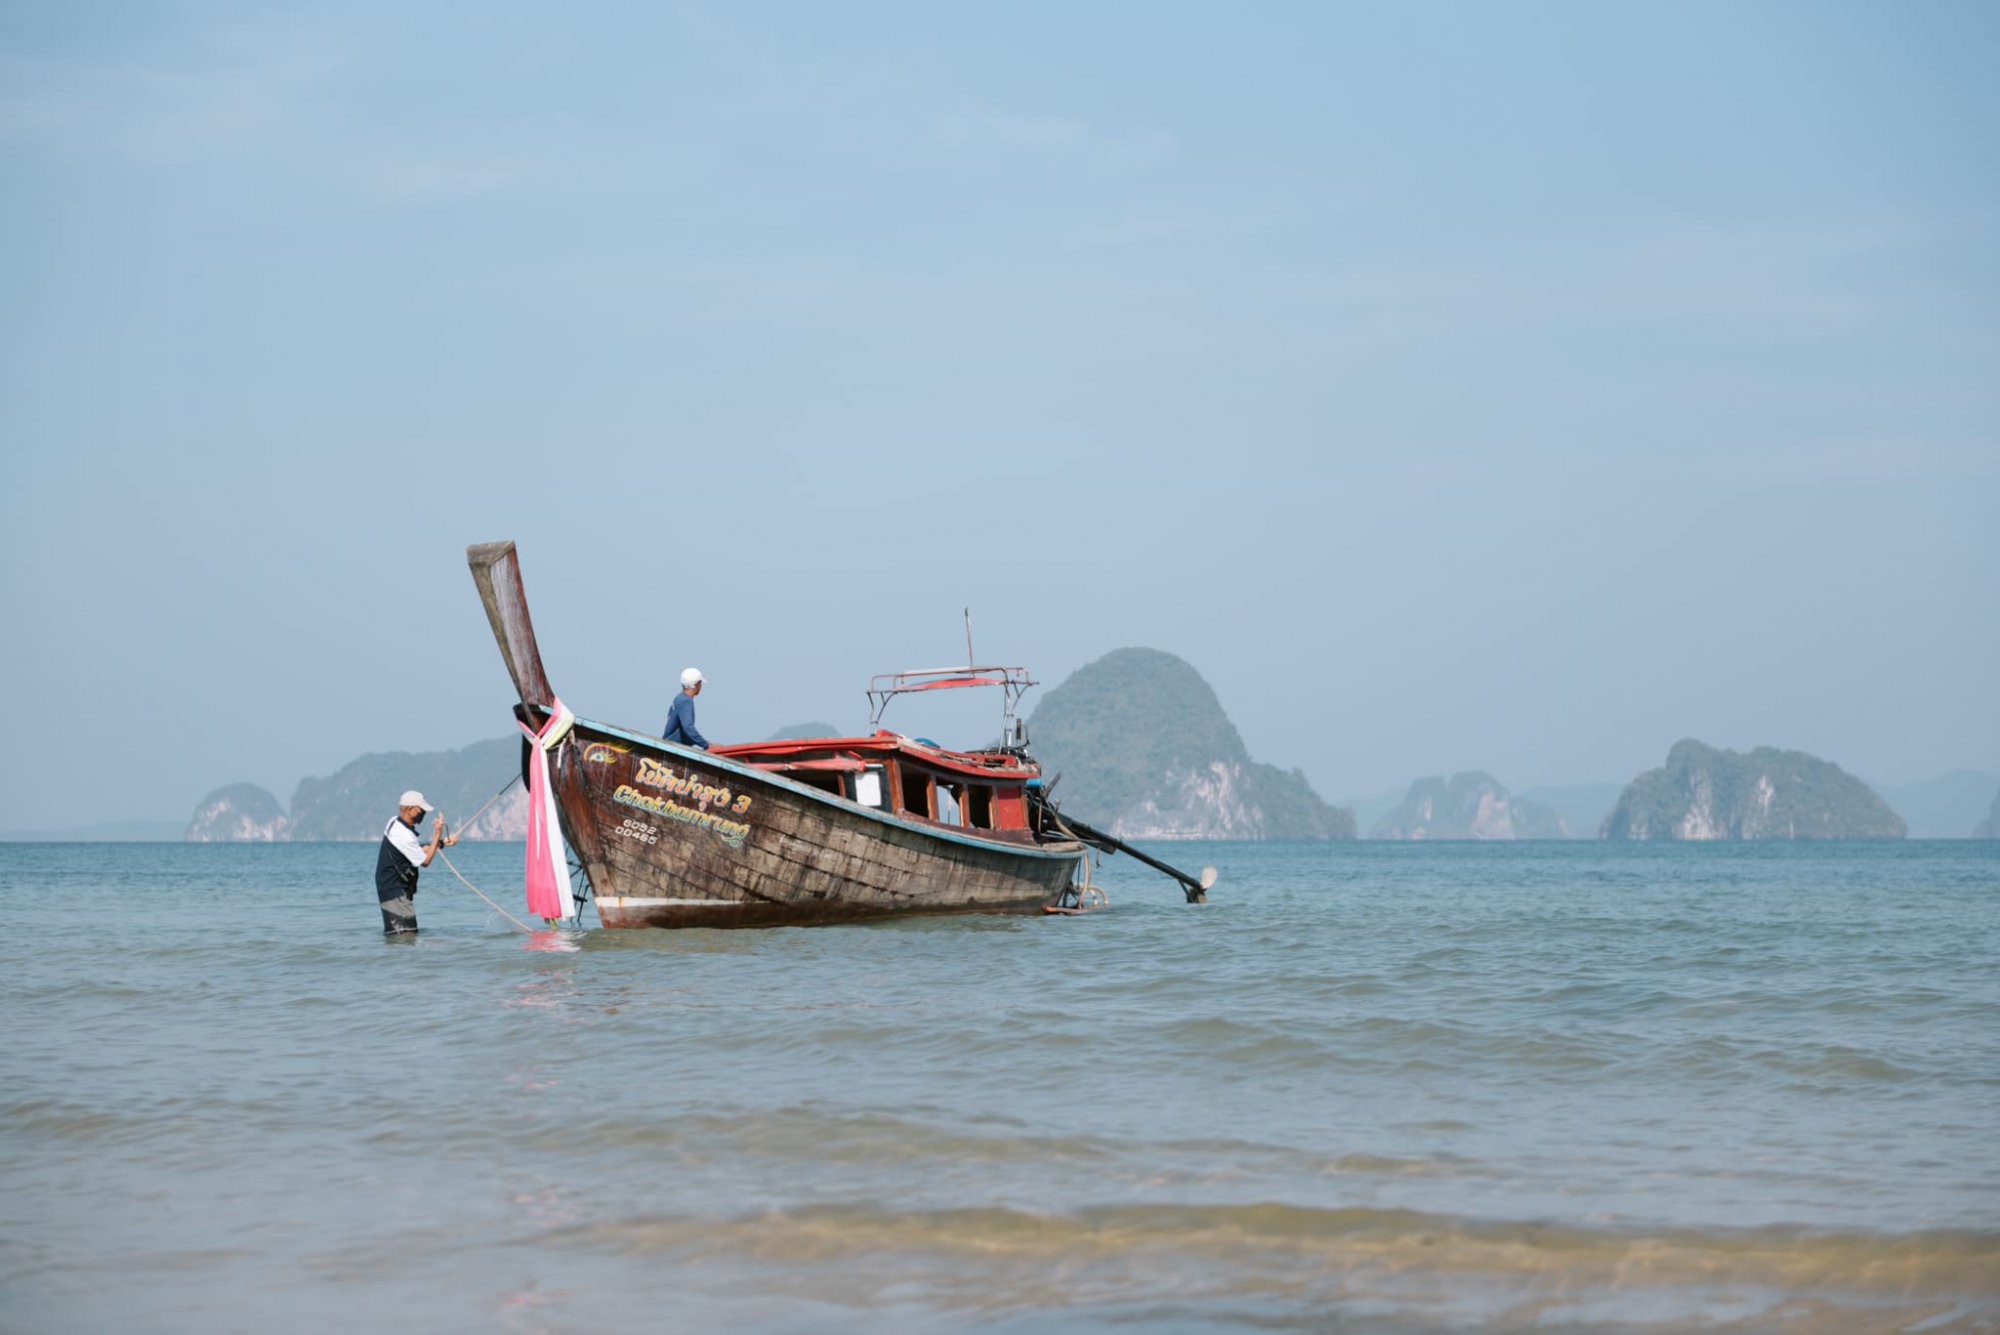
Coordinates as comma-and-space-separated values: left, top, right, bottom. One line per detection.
866, 665, 1037, 747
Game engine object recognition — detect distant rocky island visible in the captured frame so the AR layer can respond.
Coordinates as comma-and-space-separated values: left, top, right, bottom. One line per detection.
187, 738, 527, 842
184, 649, 1354, 842
1602, 739, 1905, 840
1370, 772, 1568, 840
767, 722, 844, 741
1026, 648, 1356, 839
186, 783, 292, 841
1976, 789, 2000, 839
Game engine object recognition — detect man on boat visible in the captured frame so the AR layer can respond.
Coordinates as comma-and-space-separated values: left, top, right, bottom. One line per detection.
662, 667, 710, 750
376, 789, 456, 935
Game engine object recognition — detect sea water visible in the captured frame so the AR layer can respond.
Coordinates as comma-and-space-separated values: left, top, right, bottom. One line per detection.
2, 840, 1995, 1332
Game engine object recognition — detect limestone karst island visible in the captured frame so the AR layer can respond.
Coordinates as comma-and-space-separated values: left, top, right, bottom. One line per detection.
181, 655, 1972, 844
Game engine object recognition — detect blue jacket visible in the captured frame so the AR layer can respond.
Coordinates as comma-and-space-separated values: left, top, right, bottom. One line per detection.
662, 691, 709, 749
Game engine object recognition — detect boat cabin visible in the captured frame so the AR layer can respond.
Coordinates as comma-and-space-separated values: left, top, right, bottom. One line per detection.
711, 732, 1040, 841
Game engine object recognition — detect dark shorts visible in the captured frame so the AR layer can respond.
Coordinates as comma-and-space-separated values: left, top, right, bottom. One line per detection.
380, 894, 418, 935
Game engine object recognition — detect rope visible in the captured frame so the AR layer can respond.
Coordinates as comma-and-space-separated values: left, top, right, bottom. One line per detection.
432, 774, 543, 934
1034, 799, 1107, 911
451, 774, 522, 838
437, 850, 541, 934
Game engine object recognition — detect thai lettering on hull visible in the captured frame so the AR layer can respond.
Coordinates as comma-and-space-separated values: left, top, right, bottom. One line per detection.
634, 757, 754, 814
612, 757, 755, 850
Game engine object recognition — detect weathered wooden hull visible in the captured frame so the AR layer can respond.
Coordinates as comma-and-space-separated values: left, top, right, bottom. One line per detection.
545, 716, 1085, 928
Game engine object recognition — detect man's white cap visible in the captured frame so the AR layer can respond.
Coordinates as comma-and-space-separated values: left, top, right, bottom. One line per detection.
399, 790, 434, 812
680, 667, 704, 688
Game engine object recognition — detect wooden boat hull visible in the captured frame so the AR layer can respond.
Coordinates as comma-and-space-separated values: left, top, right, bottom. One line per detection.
545, 716, 1085, 928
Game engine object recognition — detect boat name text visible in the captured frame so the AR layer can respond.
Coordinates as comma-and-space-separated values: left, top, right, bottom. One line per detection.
613, 785, 752, 850
633, 758, 754, 815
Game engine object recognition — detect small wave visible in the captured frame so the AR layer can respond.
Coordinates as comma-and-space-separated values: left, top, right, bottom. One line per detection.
556, 1108, 1504, 1187
540, 1201, 2000, 1326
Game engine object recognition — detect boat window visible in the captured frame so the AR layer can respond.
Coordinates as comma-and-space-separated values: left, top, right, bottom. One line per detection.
965, 785, 994, 829
853, 766, 885, 808
900, 770, 932, 819
937, 780, 962, 826
791, 770, 843, 796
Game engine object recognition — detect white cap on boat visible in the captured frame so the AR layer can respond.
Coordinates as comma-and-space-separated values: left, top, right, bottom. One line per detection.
681, 667, 704, 688
399, 790, 434, 812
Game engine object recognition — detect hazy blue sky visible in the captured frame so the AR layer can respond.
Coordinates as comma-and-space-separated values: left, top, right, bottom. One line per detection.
4, 1, 1996, 830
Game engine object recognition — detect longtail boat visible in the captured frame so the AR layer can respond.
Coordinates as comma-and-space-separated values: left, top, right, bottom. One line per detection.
467, 541, 1211, 929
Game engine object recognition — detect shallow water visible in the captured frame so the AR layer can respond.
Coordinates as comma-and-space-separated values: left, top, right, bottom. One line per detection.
2, 840, 1996, 1331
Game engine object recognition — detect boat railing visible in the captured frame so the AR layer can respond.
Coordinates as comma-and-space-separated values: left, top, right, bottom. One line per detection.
866, 665, 1037, 744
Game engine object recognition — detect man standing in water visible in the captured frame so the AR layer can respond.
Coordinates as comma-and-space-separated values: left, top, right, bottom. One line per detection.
662, 667, 710, 750
376, 789, 456, 935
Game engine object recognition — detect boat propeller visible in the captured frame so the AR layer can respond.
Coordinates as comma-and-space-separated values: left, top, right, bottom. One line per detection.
1028, 788, 1216, 904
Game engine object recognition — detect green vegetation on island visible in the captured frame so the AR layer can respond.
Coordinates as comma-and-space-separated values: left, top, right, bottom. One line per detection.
1026, 648, 1355, 839
187, 782, 291, 841
184, 650, 1355, 842
285, 738, 523, 840
188, 739, 525, 841
1603, 739, 1906, 840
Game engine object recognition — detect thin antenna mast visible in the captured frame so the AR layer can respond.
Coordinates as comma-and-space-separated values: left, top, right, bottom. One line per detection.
963, 607, 975, 667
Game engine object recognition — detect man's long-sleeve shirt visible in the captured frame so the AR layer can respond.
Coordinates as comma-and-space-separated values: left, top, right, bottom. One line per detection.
662, 692, 709, 749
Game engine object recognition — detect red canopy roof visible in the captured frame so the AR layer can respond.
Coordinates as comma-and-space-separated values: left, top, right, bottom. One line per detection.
896, 675, 1007, 692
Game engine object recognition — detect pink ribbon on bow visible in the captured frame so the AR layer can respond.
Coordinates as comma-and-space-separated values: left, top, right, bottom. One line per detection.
519, 700, 578, 922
